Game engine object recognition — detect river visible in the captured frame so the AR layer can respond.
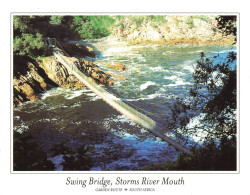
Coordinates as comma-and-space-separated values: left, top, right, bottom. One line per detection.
13, 38, 236, 171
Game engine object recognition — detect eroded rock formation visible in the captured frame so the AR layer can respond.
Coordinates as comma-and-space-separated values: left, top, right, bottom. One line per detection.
13, 53, 114, 107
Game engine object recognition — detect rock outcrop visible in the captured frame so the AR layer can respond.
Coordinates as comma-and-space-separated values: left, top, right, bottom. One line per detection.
13, 53, 114, 107
111, 15, 236, 45
13, 61, 52, 107
39, 56, 85, 89
106, 62, 126, 71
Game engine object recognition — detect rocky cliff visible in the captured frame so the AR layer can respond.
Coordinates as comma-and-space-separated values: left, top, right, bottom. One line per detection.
111, 15, 236, 45
13, 43, 114, 108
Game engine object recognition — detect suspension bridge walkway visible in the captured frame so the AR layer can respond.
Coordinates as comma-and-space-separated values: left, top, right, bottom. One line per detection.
45, 38, 191, 155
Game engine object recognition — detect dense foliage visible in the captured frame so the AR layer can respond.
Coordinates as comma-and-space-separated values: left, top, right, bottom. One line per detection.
163, 51, 237, 170
13, 32, 47, 57
71, 16, 115, 39
13, 16, 48, 57
216, 15, 237, 37
168, 51, 237, 139
14, 131, 55, 171
14, 131, 93, 171
13, 15, 115, 58
13, 15, 237, 58
143, 136, 236, 170
49, 141, 93, 170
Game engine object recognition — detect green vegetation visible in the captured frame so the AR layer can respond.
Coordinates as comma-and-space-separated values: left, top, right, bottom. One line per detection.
164, 51, 237, 171
13, 15, 116, 58
13, 16, 48, 58
71, 16, 115, 39
150, 15, 167, 23
190, 52, 237, 139
49, 15, 64, 25
13, 33, 47, 57
14, 131, 55, 171
50, 141, 93, 170
14, 131, 94, 171
143, 136, 236, 170
193, 15, 211, 22
129, 15, 146, 26
216, 15, 237, 42
115, 15, 167, 28
186, 16, 195, 29
175, 19, 183, 26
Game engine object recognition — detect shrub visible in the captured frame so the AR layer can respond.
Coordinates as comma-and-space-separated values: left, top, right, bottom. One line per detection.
142, 136, 236, 171
13, 33, 47, 57
71, 16, 115, 39
186, 16, 195, 29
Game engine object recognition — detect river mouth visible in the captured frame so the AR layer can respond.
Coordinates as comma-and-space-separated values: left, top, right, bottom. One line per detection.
13, 39, 236, 171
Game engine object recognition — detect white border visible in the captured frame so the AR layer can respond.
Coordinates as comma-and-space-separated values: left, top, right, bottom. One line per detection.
2, 0, 249, 193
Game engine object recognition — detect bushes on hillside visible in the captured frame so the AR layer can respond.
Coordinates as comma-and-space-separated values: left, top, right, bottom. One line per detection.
71, 16, 115, 39
143, 136, 236, 171
13, 33, 47, 57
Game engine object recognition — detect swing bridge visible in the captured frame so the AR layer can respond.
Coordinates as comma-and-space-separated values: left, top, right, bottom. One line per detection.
44, 38, 191, 155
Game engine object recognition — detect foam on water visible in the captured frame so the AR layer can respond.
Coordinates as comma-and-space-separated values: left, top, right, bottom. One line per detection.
178, 113, 209, 143
14, 122, 29, 134
149, 66, 169, 72
164, 75, 178, 80
112, 115, 137, 126
64, 90, 85, 100
140, 81, 156, 91
175, 71, 186, 75
103, 45, 146, 57
167, 78, 192, 87
41, 87, 71, 100
188, 50, 204, 54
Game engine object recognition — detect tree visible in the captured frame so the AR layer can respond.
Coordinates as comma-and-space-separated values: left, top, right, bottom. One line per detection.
143, 136, 236, 171
216, 15, 237, 36
13, 33, 47, 57
71, 16, 115, 39
49, 15, 64, 25
216, 15, 237, 42
13, 16, 48, 58
169, 51, 237, 143
14, 131, 55, 171
145, 51, 237, 171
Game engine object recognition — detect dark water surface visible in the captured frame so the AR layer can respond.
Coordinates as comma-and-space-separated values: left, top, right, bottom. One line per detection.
13, 43, 236, 171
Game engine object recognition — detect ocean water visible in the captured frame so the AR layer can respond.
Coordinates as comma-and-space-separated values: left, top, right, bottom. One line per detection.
13, 41, 236, 171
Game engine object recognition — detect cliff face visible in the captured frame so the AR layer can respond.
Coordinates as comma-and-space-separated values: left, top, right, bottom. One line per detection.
111, 15, 236, 45
13, 61, 51, 107
13, 43, 114, 108
39, 56, 86, 89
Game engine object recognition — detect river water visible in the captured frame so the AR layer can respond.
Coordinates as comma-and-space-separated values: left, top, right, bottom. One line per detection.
13, 39, 236, 171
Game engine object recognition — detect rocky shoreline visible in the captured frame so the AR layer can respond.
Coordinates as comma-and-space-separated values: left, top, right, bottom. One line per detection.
13, 15, 237, 108
13, 43, 117, 108
111, 15, 236, 45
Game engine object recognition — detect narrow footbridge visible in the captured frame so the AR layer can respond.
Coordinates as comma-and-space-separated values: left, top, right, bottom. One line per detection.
46, 38, 191, 155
